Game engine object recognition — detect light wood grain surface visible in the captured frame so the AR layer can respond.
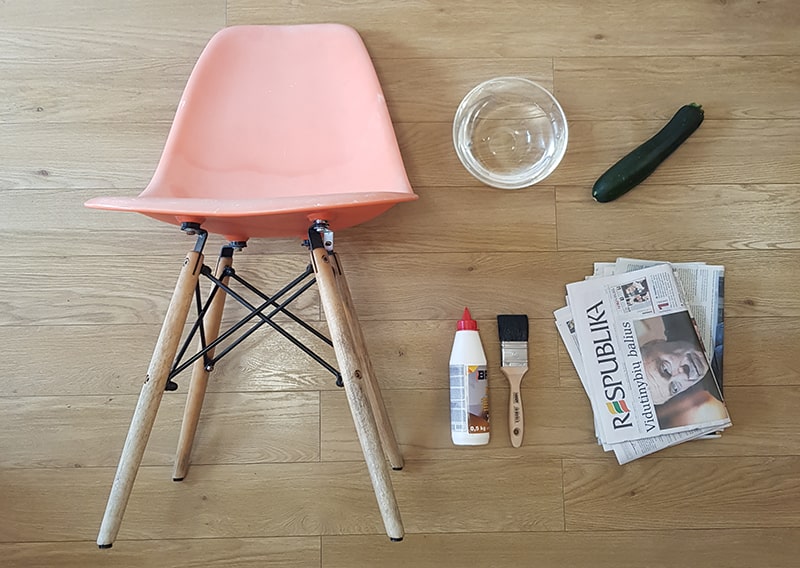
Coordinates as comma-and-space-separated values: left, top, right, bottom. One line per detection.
1, 0, 799, 566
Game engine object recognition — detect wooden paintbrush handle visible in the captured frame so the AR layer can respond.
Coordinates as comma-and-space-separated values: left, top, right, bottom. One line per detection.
501, 367, 526, 448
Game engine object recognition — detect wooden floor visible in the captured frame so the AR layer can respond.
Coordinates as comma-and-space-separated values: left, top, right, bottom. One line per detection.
2, 1, 800, 566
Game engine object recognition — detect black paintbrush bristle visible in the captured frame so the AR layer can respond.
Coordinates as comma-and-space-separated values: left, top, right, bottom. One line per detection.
497, 314, 529, 342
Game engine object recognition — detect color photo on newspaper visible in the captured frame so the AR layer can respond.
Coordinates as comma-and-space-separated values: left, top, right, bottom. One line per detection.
632, 311, 726, 430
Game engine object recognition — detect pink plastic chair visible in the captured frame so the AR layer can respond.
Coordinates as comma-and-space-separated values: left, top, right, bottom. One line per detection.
87, 24, 416, 548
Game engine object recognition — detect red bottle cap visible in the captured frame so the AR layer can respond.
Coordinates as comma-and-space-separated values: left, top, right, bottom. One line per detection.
457, 307, 478, 331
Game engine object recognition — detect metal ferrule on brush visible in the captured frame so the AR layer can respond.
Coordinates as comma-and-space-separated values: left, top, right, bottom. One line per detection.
500, 341, 529, 367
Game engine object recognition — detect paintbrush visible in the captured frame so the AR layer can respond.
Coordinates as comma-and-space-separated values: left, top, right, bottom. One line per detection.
497, 314, 529, 448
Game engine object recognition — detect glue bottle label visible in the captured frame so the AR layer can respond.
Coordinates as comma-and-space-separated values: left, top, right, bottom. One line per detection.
449, 364, 489, 434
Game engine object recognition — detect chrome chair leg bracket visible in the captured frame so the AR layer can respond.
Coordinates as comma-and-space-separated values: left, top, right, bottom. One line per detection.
307, 219, 334, 253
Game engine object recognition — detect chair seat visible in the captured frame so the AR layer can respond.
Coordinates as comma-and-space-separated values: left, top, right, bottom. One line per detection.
86, 191, 416, 240
85, 24, 417, 241
85, 191, 416, 217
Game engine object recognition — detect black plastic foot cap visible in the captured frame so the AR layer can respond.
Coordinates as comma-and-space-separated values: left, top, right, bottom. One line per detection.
390, 537, 404, 542
98, 543, 113, 549
173, 477, 185, 482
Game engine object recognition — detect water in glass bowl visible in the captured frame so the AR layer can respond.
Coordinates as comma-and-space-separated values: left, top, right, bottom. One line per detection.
453, 77, 568, 189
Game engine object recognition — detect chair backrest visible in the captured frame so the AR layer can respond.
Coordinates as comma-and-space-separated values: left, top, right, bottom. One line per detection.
142, 24, 413, 201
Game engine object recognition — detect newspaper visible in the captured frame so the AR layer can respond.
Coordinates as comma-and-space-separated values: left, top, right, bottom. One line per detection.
558, 260, 727, 462
556, 262, 731, 462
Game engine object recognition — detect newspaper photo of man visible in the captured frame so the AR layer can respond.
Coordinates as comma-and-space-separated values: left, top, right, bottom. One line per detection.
634, 312, 727, 429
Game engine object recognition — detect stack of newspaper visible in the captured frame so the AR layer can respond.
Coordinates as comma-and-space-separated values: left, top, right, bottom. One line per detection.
555, 259, 730, 464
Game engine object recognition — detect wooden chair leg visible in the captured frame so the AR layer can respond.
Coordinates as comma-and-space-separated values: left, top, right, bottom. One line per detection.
173, 247, 234, 481
311, 245, 405, 541
97, 248, 204, 549
328, 251, 404, 470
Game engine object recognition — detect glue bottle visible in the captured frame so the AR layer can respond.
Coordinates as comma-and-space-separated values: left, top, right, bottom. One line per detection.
449, 307, 490, 445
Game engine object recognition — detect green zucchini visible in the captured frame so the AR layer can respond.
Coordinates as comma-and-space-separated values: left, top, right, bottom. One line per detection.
592, 103, 705, 203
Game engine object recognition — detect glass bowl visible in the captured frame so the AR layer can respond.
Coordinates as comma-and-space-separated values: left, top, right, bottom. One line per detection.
453, 77, 568, 189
